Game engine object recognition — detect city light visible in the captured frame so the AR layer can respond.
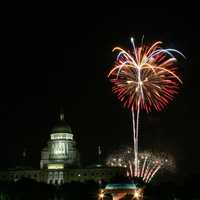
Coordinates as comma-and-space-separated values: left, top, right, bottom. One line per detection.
98, 190, 104, 199
133, 189, 143, 199
47, 163, 64, 169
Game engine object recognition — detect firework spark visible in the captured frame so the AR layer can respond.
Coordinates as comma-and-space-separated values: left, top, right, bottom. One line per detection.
108, 38, 184, 112
108, 37, 183, 177
106, 147, 175, 183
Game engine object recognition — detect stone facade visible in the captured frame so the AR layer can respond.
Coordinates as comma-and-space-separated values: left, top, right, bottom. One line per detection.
0, 166, 125, 185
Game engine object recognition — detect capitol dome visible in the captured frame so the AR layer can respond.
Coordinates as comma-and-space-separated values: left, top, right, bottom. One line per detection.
50, 112, 72, 133
40, 110, 80, 171
51, 121, 72, 133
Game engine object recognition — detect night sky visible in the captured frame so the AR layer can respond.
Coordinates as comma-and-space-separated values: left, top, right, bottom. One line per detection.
1, 4, 200, 177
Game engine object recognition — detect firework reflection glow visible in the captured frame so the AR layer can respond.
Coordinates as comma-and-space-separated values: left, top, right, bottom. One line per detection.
106, 147, 175, 183
108, 37, 183, 177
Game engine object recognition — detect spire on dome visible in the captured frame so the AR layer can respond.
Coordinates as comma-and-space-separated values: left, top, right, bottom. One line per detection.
50, 107, 72, 133
60, 107, 64, 121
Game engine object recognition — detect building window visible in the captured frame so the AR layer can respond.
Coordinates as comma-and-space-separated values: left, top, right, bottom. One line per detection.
54, 172, 58, 179
59, 172, 64, 179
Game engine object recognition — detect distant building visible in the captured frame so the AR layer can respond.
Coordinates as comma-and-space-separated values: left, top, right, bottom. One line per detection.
40, 112, 80, 170
0, 111, 125, 185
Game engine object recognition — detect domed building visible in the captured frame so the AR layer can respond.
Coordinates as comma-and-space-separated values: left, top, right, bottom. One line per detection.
40, 112, 80, 170
0, 111, 126, 185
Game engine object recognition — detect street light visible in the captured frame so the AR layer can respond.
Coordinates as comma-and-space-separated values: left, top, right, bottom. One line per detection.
133, 189, 143, 199
98, 190, 104, 200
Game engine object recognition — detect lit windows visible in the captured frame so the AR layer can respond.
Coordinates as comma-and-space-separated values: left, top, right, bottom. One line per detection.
50, 133, 73, 140
48, 164, 64, 169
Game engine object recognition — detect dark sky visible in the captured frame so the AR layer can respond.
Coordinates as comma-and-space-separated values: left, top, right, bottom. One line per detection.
1, 4, 200, 176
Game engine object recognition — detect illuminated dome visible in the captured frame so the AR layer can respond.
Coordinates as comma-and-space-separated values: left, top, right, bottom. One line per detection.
51, 111, 72, 133
51, 121, 72, 133
103, 181, 143, 200
105, 181, 138, 190
40, 110, 80, 171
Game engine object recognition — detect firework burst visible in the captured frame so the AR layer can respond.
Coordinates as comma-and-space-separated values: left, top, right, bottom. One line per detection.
108, 37, 184, 177
106, 147, 175, 183
108, 38, 184, 112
